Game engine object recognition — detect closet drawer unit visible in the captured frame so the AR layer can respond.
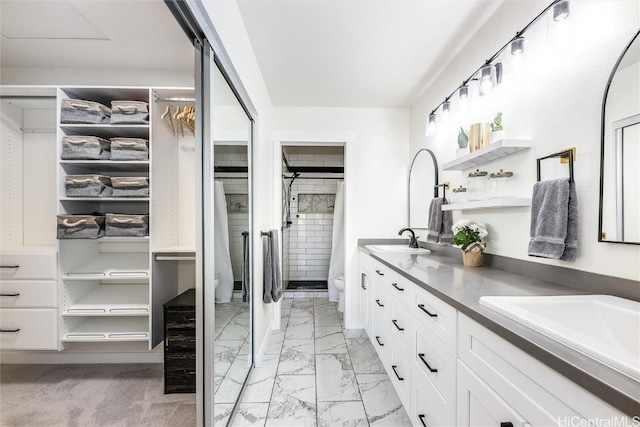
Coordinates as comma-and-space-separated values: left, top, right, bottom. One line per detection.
165, 308, 196, 330
372, 281, 390, 320
411, 284, 457, 351
389, 298, 412, 353
411, 362, 455, 427
0, 309, 58, 350
371, 310, 391, 364
386, 270, 412, 308
164, 352, 196, 394
0, 252, 57, 280
413, 323, 456, 409
0, 280, 57, 308
389, 336, 411, 407
165, 328, 196, 351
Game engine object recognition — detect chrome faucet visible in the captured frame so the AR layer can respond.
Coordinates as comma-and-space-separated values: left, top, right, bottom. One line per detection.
398, 228, 419, 248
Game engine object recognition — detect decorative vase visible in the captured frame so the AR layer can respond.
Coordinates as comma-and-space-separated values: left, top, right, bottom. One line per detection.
462, 244, 483, 267
458, 127, 469, 149
469, 123, 492, 152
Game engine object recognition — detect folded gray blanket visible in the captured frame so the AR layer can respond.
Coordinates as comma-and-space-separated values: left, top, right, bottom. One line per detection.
528, 179, 578, 262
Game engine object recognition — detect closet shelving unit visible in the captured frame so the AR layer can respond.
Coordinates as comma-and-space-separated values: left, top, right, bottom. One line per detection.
442, 139, 533, 211
57, 87, 152, 347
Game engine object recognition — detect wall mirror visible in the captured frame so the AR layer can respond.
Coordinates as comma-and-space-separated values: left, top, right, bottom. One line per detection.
600, 30, 640, 244
409, 148, 439, 229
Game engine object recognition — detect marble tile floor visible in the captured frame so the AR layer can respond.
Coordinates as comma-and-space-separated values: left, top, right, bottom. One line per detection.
218, 296, 411, 426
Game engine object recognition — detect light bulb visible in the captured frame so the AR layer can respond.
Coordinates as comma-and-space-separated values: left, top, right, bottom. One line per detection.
478, 63, 497, 96
553, 0, 570, 21
426, 112, 437, 136
459, 83, 469, 99
510, 36, 525, 55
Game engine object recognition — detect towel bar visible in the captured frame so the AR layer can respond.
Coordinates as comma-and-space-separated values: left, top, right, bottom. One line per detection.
434, 182, 450, 199
260, 231, 270, 237
537, 148, 575, 182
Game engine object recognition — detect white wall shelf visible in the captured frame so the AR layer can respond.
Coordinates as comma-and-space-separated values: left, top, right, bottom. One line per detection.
63, 252, 149, 277
153, 245, 196, 254
59, 160, 149, 173
62, 317, 149, 342
59, 124, 149, 139
63, 285, 149, 317
442, 139, 532, 171
442, 198, 532, 211
60, 197, 149, 202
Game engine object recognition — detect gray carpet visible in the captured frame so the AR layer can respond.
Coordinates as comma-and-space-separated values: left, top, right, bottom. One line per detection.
0, 364, 195, 427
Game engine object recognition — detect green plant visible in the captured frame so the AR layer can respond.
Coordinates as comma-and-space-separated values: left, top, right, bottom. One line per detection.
491, 112, 503, 132
452, 219, 488, 251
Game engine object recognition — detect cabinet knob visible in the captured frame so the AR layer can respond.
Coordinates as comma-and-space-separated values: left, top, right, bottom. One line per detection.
417, 304, 438, 318
375, 336, 384, 346
500, 423, 514, 427
375, 270, 384, 276
392, 282, 404, 292
391, 365, 404, 381
418, 353, 438, 373
0, 328, 20, 333
392, 319, 405, 331
0, 293, 20, 297
375, 299, 384, 307
418, 414, 428, 427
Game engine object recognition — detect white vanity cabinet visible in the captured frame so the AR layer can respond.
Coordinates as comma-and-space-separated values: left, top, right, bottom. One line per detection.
358, 250, 630, 427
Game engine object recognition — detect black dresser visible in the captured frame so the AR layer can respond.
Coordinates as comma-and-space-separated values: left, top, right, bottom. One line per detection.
163, 289, 196, 394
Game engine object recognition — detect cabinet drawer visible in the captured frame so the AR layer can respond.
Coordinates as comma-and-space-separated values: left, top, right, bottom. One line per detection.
413, 324, 456, 408
372, 310, 390, 364
389, 337, 411, 407
372, 282, 390, 320
0, 309, 58, 350
411, 284, 457, 351
0, 280, 57, 308
165, 308, 195, 328
411, 363, 455, 427
386, 270, 412, 308
165, 328, 196, 350
389, 298, 412, 353
164, 353, 196, 394
0, 252, 57, 280
165, 351, 196, 370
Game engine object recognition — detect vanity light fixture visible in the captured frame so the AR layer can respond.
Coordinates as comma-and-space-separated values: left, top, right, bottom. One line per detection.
425, 0, 571, 132
510, 34, 526, 55
552, 0, 570, 21
458, 82, 469, 99
478, 62, 497, 96
426, 111, 437, 136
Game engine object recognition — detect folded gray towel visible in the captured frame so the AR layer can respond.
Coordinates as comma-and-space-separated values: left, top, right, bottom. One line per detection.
263, 230, 282, 303
528, 179, 578, 261
427, 197, 453, 245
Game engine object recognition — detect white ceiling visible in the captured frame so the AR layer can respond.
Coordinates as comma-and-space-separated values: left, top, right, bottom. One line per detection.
0, 0, 193, 72
237, 0, 504, 108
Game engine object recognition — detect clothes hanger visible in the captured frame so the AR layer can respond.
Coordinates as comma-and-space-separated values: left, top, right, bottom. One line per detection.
173, 105, 184, 136
161, 105, 175, 135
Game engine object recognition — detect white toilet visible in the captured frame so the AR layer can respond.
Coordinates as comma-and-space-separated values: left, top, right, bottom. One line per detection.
333, 275, 345, 312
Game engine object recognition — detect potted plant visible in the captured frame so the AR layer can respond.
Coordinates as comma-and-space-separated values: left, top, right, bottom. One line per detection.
452, 219, 488, 267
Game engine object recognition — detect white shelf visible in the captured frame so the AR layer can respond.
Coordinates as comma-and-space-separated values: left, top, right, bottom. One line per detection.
62, 317, 149, 342
60, 124, 149, 139
62, 253, 149, 280
442, 139, 532, 171
98, 236, 149, 243
442, 198, 532, 211
64, 285, 149, 317
60, 197, 149, 202
59, 160, 149, 172
153, 245, 196, 254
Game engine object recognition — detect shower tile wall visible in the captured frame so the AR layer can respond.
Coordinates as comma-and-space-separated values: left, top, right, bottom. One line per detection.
215, 148, 249, 285
287, 152, 343, 282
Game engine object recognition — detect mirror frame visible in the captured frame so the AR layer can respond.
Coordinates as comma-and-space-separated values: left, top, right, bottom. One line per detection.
598, 29, 640, 245
408, 148, 439, 228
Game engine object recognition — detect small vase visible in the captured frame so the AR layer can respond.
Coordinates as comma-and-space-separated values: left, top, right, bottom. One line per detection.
462, 248, 483, 267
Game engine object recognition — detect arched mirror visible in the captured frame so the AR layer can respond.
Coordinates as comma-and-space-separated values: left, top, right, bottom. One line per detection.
600, 30, 640, 244
409, 149, 439, 229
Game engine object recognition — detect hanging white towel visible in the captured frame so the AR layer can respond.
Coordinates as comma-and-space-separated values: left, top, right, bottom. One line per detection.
327, 181, 345, 303
214, 181, 234, 303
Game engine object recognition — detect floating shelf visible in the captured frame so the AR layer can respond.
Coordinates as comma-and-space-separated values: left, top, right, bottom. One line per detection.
64, 285, 149, 317
63, 253, 149, 280
98, 236, 149, 243
442, 198, 532, 211
62, 317, 149, 342
59, 160, 149, 172
442, 139, 532, 171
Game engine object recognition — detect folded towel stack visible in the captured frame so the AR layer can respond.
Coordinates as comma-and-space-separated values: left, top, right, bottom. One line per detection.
426, 198, 453, 245
528, 179, 578, 262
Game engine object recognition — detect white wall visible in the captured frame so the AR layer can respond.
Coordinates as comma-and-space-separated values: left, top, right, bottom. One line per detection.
274, 107, 411, 324
410, 0, 640, 281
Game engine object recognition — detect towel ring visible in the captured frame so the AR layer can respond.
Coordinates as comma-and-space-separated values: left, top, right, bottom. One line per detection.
537, 148, 575, 183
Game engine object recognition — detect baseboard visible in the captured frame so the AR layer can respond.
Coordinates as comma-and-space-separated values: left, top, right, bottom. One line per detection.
0, 349, 163, 364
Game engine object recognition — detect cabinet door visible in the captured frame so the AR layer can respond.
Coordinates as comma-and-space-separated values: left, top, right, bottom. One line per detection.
457, 361, 529, 427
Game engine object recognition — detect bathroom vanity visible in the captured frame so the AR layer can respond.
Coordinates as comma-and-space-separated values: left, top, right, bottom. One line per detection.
358, 244, 639, 426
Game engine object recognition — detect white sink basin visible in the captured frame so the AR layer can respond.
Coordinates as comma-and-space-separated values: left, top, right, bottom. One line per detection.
480, 295, 640, 380
366, 244, 431, 254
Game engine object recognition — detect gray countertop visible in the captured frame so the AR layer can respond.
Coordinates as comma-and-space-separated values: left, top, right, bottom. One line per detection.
358, 244, 640, 416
